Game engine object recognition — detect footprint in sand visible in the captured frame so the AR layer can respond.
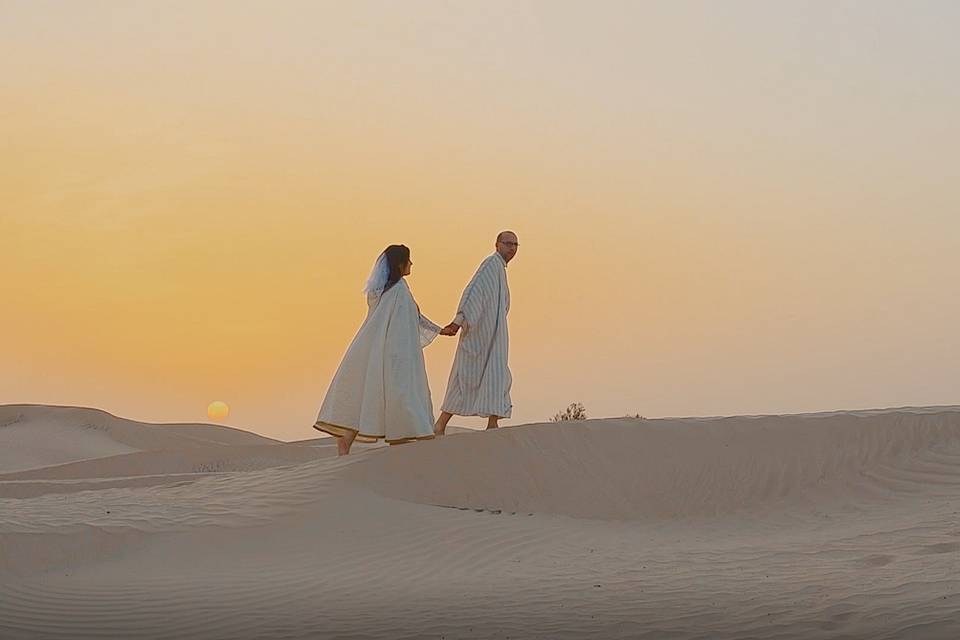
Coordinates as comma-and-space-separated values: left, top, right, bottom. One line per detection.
860, 554, 895, 567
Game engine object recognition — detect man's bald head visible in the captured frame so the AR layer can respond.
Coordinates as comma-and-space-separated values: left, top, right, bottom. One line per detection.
495, 230, 519, 263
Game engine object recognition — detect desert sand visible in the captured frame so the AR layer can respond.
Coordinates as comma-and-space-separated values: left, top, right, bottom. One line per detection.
1, 403, 959, 639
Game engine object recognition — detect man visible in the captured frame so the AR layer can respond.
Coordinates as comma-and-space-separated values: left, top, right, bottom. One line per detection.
434, 231, 518, 435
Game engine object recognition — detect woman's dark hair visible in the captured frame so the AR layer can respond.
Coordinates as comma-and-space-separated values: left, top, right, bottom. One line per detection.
382, 244, 410, 292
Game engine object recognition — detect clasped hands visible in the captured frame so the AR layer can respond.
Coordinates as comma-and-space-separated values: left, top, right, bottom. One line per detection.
439, 322, 461, 337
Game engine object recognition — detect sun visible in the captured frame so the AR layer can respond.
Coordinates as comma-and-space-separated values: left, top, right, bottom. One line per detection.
207, 401, 230, 421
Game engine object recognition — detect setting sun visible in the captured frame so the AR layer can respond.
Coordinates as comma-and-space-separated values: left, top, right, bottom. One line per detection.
207, 401, 229, 421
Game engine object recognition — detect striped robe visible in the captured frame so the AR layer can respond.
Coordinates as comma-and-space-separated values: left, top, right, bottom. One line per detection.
441, 253, 512, 418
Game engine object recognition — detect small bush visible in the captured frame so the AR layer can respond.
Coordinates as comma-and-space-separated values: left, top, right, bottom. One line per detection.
551, 402, 587, 422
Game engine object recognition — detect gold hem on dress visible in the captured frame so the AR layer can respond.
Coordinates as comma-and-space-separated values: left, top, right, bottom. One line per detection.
313, 421, 435, 445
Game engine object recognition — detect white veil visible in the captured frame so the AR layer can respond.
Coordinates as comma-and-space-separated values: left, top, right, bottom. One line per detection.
363, 252, 390, 295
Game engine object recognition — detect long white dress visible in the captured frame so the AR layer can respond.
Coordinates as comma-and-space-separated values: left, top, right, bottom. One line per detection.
314, 278, 441, 443
441, 253, 513, 418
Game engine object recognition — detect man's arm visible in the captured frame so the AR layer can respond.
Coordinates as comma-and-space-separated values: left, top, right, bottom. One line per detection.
446, 259, 496, 334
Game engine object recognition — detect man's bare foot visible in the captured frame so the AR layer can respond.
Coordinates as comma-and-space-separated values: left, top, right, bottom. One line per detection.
434, 411, 454, 436
485, 417, 500, 430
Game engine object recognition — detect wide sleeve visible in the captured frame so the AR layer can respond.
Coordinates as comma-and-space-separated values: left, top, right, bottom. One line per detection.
453, 259, 496, 331
365, 291, 381, 319
402, 282, 441, 348
417, 313, 442, 348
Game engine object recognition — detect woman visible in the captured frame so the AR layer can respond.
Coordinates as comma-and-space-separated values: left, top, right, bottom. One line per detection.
313, 245, 453, 455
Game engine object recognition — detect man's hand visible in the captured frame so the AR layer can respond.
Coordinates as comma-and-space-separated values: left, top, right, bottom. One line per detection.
440, 323, 461, 336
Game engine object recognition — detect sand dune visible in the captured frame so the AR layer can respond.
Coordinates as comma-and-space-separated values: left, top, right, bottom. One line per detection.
350, 408, 960, 519
0, 405, 283, 475
2, 405, 959, 639
0, 405, 331, 498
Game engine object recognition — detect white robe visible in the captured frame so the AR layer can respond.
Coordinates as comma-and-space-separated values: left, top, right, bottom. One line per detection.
314, 279, 441, 443
441, 253, 512, 418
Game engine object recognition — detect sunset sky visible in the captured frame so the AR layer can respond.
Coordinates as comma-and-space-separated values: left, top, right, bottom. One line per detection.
3, 1, 958, 440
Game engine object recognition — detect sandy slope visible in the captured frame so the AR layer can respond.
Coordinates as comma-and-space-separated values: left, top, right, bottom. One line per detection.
0, 405, 283, 472
2, 405, 959, 639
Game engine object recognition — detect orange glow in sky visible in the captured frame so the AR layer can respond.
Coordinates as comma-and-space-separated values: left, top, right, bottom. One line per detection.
3, 2, 958, 440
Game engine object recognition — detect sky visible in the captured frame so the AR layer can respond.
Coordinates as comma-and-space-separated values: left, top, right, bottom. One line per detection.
2, 0, 958, 441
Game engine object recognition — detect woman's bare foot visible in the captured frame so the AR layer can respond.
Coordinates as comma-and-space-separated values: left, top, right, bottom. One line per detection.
336, 431, 358, 456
